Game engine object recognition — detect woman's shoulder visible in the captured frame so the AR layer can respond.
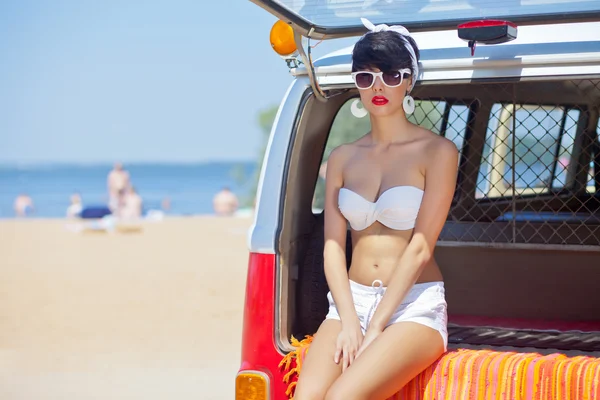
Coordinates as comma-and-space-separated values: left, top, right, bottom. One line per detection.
413, 127, 458, 156
328, 139, 364, 164
418, 129, 459, 168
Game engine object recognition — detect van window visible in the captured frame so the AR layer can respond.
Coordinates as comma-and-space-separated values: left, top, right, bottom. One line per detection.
312, 99, 467, 210
408, 100, 468, 156
443, 105, 469, 159
552, 109, 580, 188
476, 104, 578, 199
407, 100, 446, 135
587, 117, 600, 193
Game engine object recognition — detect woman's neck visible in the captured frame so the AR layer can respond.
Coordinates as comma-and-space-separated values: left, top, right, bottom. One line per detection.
369, 112, 412, 145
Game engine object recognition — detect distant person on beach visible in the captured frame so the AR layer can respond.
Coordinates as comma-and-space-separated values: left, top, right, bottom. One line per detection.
212, 187, 239, 216
107, 162, 131, 211
161, 197, 171, 212
119, 186, 143, 220
14, 193, 34, 217
66, 193, 83, 218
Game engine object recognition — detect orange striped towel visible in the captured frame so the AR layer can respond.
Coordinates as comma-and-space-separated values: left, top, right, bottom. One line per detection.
278, 335, 600, 399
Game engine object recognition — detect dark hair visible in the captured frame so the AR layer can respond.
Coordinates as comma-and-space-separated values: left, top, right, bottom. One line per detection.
352, 30, 420, 77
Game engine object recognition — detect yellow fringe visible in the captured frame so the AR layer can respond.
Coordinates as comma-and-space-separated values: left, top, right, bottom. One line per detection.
278, 335, 314, 399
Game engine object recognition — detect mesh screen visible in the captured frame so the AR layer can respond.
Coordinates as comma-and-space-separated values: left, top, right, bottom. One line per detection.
411, 78, 600, 246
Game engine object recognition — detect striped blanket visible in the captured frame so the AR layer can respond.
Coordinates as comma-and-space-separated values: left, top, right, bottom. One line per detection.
279, 335, 600, 399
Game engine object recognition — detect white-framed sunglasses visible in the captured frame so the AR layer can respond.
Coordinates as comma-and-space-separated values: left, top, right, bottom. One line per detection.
350, 68, 412, 89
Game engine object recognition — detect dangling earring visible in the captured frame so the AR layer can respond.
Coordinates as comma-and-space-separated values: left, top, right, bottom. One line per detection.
403, 94, 415, 115
351, 99, 368, 118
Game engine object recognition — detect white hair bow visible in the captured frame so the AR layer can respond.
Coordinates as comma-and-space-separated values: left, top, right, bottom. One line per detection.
360, 17, 410, 37
360, 17, 419, 91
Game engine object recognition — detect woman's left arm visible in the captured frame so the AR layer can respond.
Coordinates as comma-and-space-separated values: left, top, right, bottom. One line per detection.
367, 137, 459, 334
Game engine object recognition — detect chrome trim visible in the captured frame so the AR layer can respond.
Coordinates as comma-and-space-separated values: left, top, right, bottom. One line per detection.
274, 253, 293, 354
235, 370, 271, 400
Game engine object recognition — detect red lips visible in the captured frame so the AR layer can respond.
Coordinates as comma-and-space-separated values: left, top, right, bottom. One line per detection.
372, 96, 389, 106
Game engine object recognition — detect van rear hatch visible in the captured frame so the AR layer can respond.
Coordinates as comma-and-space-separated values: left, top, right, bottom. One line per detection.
250, 0, 600, 39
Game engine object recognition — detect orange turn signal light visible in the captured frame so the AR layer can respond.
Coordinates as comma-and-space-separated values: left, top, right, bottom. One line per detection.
236, 371, 269, 400
270, 20, 297, 57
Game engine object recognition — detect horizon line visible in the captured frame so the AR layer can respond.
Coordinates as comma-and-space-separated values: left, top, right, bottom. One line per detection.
0, 159, 258, 168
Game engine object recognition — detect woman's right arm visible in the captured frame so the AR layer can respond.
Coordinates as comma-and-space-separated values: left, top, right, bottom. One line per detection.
322, 146, 362, 371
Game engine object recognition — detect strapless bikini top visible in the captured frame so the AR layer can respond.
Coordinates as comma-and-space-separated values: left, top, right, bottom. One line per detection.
338, 186, 424, 231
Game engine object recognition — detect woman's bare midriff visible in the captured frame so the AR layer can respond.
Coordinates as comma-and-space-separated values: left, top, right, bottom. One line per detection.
347, 222, 443, 286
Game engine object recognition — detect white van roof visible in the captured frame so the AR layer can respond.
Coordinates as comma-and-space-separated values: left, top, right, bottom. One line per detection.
293, 21, 600, 83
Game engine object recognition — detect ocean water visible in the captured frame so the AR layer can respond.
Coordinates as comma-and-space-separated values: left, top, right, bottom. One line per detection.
0, 162, 257, 218
1, 160, 581, 219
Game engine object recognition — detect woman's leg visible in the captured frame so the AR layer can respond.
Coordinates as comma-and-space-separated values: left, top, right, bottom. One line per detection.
294, 319, 344, 400
324, 322, 445, 400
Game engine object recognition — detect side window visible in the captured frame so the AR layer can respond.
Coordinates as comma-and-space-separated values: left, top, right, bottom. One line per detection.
444, 105, 469, 159
408, 100, 469, 156
587, 117, 600, 193
312, 99, 467, 211
407, 100, 446, 134
552, 109, 580, 188
476, 104, 577, 199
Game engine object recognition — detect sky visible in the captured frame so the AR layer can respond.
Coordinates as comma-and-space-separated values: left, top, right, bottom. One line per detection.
0, 0, 355, 165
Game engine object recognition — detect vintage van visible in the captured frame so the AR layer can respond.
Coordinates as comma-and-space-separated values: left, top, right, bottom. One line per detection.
236, 1, 600, 399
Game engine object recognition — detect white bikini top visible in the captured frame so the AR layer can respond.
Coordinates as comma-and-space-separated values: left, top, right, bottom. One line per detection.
338, 186, 424, 231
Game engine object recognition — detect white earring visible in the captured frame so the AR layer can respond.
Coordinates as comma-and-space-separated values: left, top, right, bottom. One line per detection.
403, 94, 415, 115
350, 99, 368, 118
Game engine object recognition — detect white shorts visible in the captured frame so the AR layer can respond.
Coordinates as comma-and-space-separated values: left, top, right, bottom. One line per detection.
325, 279, 448, 351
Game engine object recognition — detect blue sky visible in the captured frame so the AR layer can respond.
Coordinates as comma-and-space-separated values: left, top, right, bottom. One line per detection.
0, 0, 354, 164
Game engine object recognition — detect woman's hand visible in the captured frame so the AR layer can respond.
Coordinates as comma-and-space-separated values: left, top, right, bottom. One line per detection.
355, 327, 382, 359
334, 319, 364, 372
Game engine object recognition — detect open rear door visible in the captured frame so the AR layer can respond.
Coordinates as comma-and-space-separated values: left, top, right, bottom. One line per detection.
250, 0, 600, 39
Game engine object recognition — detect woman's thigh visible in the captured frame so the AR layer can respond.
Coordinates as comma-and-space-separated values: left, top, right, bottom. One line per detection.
294, 319, 343, 400
325, 322, 445, 400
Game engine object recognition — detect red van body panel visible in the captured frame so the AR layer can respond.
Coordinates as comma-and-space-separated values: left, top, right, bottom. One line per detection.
239, 252, 286, 398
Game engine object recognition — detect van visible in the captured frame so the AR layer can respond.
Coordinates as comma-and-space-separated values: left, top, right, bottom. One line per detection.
237, 2, 600, 399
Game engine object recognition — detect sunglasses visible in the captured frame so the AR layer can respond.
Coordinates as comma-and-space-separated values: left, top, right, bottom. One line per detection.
351, 68, 412, 90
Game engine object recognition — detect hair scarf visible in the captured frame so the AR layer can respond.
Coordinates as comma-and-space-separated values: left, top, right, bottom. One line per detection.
360, 17, 419, 92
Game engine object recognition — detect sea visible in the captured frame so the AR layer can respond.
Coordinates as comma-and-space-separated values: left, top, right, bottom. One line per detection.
0, 162, 258, 219
1, 160, 576, 219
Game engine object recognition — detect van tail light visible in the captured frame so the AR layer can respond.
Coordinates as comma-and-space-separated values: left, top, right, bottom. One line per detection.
237, 252, 287, 399
236, 371, 270, 400
458, 20, 518, 56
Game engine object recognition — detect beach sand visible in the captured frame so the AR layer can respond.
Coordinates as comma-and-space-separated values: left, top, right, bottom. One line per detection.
0, 216, 253, 400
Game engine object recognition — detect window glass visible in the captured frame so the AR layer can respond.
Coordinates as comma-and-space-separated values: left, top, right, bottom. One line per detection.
407, 100, 446, 135
477, 104, 576, 198
270, 0, 600, 30
446, 105, 469, 157
587, 117, 600, 193
552, 109, 579, 188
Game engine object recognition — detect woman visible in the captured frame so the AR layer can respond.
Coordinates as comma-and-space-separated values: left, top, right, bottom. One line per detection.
294, 18, 459, 400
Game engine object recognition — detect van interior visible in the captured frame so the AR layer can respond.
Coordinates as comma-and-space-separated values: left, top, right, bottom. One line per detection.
275, 78, 600, 355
